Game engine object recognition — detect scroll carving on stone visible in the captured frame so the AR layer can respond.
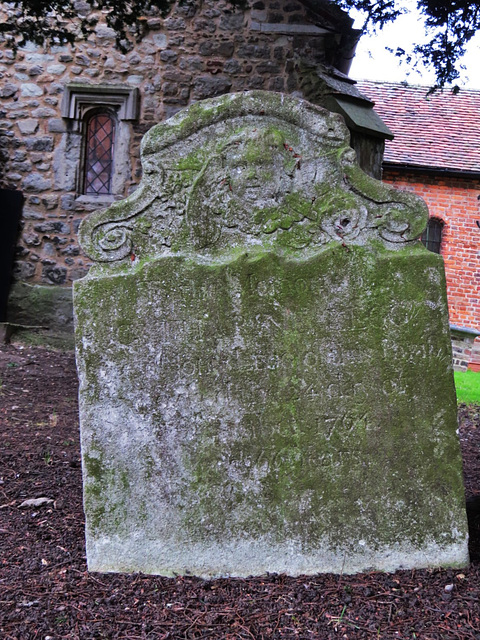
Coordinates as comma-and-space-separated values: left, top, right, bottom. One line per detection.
79, 91, 427, 264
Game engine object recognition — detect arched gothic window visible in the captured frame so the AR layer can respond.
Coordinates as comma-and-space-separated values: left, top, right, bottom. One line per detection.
421, 217, 444, 254
62, 84, 139, 201
83, 111, 116, 195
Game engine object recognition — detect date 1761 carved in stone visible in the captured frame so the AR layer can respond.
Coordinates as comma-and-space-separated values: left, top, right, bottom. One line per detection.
74, 91, 469, 577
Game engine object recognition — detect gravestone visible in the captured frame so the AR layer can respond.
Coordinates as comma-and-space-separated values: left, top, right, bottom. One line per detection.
74, 91, 468, 576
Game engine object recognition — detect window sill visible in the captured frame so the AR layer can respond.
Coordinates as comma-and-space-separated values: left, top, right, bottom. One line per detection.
75, 195, 116, 205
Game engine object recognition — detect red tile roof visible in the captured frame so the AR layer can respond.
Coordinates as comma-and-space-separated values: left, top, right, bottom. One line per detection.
356, 80, 480, 174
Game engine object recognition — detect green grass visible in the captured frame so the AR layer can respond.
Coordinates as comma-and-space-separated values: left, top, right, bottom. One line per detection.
454, 370, 480, 405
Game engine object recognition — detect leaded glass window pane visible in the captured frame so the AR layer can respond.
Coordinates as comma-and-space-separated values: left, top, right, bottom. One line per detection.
84, 113, 115, 195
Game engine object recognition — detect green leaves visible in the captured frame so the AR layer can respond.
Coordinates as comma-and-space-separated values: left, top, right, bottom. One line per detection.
0, 0, 250, 53
341, 0, 480, 88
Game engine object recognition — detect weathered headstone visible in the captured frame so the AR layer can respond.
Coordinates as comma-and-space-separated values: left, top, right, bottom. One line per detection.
74, 91, 468, 576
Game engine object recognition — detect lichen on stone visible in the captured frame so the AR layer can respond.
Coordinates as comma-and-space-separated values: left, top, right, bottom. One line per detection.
74, 92, 468, 577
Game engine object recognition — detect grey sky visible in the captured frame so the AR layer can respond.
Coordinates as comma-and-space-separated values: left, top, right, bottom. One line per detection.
349, 0, 480, 88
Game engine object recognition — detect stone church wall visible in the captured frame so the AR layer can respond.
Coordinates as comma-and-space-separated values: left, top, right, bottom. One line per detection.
1, 0, 350, 289
2, 0, 393, 346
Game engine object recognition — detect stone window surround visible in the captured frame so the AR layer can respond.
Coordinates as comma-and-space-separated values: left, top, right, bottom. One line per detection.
60, 84, 139, 202
61, 83, 139, 122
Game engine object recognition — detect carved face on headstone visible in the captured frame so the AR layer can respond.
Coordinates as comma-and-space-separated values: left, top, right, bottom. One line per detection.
186, 127, 318, 248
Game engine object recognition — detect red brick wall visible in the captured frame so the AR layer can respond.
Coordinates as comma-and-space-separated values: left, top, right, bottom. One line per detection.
383, 170, 480, 331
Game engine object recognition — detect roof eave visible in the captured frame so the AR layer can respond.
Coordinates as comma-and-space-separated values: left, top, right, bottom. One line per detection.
382, 161, 480, 180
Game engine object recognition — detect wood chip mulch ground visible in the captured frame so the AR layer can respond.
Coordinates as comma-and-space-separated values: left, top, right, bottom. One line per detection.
1, 343, 480, 639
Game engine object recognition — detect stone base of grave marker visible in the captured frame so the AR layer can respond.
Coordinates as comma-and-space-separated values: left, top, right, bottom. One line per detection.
74, 91, 468, 576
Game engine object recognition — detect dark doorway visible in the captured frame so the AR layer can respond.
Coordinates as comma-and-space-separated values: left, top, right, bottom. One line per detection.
0, 189, 23, 322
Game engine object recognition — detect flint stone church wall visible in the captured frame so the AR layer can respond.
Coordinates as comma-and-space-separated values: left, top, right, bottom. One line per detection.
0, 0, 367, 313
